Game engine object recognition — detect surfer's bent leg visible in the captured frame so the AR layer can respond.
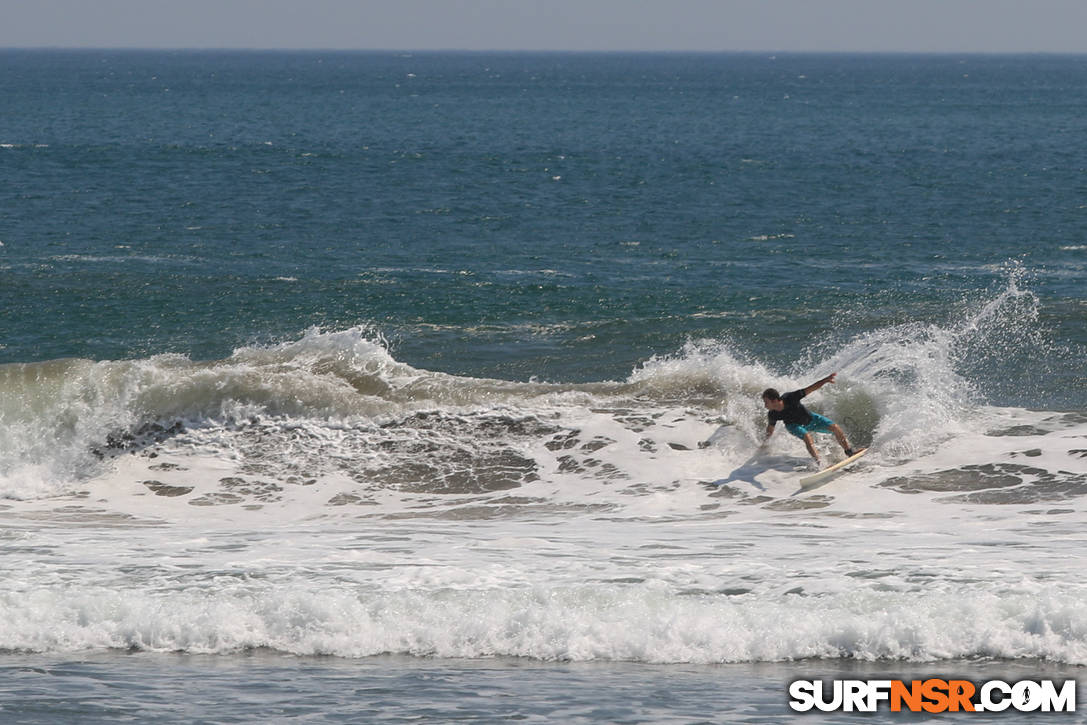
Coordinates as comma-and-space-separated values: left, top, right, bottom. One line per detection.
829, 423, 853, 455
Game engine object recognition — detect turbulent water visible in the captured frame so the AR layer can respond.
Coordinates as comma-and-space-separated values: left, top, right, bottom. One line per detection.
1, 50, 1085, 722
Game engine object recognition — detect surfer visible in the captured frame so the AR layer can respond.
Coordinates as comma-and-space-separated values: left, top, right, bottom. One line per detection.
761, 373, 855, 466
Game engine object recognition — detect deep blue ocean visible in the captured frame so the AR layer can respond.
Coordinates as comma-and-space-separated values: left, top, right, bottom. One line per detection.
3, 51, 1084, 403
2, 51, 1086, 723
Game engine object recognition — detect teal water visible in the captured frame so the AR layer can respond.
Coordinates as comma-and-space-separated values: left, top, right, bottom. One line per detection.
3, 52, 1087, 724
2, 653, 1081, 724
2, 51, 1083, 404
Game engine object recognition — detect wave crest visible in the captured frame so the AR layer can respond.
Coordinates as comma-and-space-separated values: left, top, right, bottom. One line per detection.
5, 583, 1085, 664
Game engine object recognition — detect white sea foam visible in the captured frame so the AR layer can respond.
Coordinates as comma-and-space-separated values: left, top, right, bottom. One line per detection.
2, 580, 1085, 663
1, 280, 1085, 665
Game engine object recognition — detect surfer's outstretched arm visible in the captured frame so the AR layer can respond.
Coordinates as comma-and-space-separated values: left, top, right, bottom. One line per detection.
762, 423, 775, 446
802, 372, 837, 396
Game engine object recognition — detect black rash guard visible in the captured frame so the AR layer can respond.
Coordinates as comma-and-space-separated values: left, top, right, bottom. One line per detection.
767, 389, 813, 427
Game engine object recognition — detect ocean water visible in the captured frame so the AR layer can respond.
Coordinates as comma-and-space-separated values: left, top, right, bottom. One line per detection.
1, 50, 1086, 722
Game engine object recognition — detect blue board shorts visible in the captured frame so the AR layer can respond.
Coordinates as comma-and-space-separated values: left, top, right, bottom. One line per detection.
785, 413, 835, 439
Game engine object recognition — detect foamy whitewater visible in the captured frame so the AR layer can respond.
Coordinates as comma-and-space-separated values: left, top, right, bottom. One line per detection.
4, 50, 1087, 721
3, 275, 1085, 670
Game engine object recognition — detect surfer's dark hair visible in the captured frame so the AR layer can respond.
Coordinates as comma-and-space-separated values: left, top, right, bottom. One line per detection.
762, 388, 781, 401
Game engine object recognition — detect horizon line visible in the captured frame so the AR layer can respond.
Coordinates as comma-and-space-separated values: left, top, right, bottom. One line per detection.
4, 46, 1087, 56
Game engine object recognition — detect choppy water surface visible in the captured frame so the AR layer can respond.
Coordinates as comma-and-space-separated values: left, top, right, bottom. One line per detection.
2, 51, 1085, 721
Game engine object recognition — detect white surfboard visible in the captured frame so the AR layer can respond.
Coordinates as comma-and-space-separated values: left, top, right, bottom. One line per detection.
798, 448, 868, 489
